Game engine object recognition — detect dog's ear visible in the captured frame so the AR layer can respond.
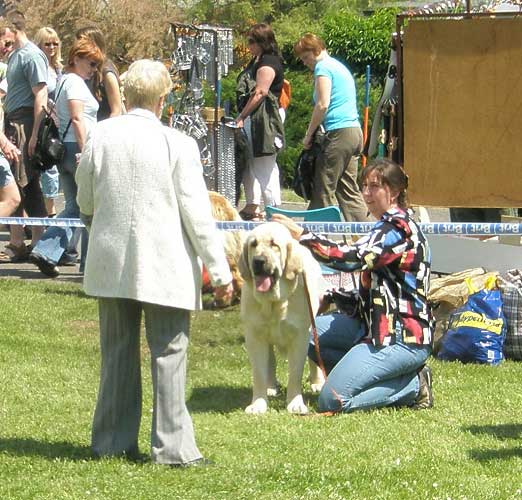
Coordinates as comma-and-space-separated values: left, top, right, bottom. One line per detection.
283, 239, 303, 282
238, 237, 252, 281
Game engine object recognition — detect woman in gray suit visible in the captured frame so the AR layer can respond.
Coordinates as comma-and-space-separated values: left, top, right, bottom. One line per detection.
76, 59, 233, 467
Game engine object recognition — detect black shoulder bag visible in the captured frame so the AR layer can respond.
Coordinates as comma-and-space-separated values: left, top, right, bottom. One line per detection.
32, 79, 72, 171
292, 129, 323, 202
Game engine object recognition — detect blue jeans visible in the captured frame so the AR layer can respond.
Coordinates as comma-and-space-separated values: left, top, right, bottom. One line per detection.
308, 313, 431, 413
32, 143, 87, 265
308, 313, 366, 373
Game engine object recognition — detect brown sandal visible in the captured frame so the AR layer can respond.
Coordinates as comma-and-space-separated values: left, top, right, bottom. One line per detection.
0, 243, 30, 263
239, 210, 265, 222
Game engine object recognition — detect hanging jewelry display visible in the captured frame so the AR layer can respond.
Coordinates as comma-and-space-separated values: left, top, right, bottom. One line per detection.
169, 23, 235, 203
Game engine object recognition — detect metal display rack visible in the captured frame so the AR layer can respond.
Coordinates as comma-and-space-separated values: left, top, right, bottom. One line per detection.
168, 22, 236, 203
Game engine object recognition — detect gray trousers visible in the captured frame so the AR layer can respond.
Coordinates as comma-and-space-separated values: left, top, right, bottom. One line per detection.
309, 126, 369, 222
91, 297, 202, 465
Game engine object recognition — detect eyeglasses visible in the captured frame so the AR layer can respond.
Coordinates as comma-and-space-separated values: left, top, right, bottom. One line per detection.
44, 42, 59, 47
2, 41, 13, 49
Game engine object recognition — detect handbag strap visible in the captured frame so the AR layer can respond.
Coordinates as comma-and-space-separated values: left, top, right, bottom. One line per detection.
54, 75, 73, 141
62, 119, 72, 141
48, 77, 67, 113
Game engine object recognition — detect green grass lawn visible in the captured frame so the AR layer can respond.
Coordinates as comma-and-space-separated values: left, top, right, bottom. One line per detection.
2, 279, 522, 499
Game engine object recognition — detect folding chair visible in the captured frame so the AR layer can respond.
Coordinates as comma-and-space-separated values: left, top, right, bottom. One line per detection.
265, 206, 353, 289
265, 205, 341, 223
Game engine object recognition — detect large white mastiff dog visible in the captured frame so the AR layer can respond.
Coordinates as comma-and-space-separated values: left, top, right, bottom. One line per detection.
239, 222, 325, 414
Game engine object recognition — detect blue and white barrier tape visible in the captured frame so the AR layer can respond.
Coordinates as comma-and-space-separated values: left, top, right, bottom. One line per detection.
0, 217, 85, 228
1, 217, 522, 236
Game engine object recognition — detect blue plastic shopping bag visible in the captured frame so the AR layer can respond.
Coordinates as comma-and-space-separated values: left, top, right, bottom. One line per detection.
437, 276, 506, 365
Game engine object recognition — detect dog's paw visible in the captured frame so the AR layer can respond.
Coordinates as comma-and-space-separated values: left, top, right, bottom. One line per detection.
245, 398, 268, 414
310, 381, 325, 393
308, 360, 325, 393
287, 395, 308, 415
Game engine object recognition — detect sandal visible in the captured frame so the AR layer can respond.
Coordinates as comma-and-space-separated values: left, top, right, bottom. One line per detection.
0, 242, 30, 263
239, 209, 265, 221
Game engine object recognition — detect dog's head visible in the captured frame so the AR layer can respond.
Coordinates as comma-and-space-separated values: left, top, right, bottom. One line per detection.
239, 222, 303, 300
208, 190, 242, 222
203, 191, 243, 309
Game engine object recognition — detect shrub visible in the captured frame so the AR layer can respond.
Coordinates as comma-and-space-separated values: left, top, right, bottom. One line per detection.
322, 8, 399, 82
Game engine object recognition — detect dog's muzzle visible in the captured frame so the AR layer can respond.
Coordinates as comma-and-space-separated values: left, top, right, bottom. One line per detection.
251, 254, 279, 293
252, 255, 268, 275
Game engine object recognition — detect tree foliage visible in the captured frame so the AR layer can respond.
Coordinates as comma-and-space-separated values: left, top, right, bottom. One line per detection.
9, 0, 398, 186
322, 7, 399, 81
17, 0, 180, 64
187, 0, 274, 32
185, 0, 366, 64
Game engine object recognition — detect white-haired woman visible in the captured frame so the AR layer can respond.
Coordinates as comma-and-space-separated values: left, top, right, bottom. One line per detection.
76, 59, 233, 466
33, 26, 63, 218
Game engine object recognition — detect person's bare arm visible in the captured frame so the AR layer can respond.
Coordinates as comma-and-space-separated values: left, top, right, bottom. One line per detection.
103, 72, 122, 117
0, 132, 20, 163
303, 75, 331, 149
67, 99, 87, 151
28, 83, 48, 156
271, 213, 304, 240
235, 65, 275, 128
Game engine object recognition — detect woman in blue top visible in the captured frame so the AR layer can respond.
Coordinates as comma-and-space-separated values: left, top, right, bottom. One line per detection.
294, 34, 368, 222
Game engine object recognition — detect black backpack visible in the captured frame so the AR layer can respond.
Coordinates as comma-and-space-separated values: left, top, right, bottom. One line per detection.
32, 81, 71, 171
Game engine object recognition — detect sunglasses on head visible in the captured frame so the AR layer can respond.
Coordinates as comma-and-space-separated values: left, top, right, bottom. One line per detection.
44, 42, 59, 47
2, 41, 13, 48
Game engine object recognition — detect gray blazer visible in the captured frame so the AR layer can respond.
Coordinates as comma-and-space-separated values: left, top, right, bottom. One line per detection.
76, 108, 232, 309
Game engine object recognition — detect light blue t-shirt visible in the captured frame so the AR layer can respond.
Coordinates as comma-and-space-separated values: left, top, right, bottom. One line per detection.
47, 66, 59, 101
5, 41, 48, 114
314, 55, 359, 131
56, 73, 99, 142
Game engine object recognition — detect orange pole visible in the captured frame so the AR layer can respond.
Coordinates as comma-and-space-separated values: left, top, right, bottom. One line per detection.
361, 65, 371, 168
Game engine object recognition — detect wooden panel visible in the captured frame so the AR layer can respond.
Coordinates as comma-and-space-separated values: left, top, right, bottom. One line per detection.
403, 18, 522, 207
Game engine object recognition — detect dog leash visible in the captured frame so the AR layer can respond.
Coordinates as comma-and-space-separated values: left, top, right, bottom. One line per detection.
302, 272, 345, 417
302, 271, 327, 380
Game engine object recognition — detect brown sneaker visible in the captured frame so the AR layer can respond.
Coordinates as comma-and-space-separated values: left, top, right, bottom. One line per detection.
413, 365, 433, 410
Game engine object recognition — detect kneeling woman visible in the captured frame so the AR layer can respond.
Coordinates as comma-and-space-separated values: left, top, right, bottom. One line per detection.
272, 159, 434, 413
